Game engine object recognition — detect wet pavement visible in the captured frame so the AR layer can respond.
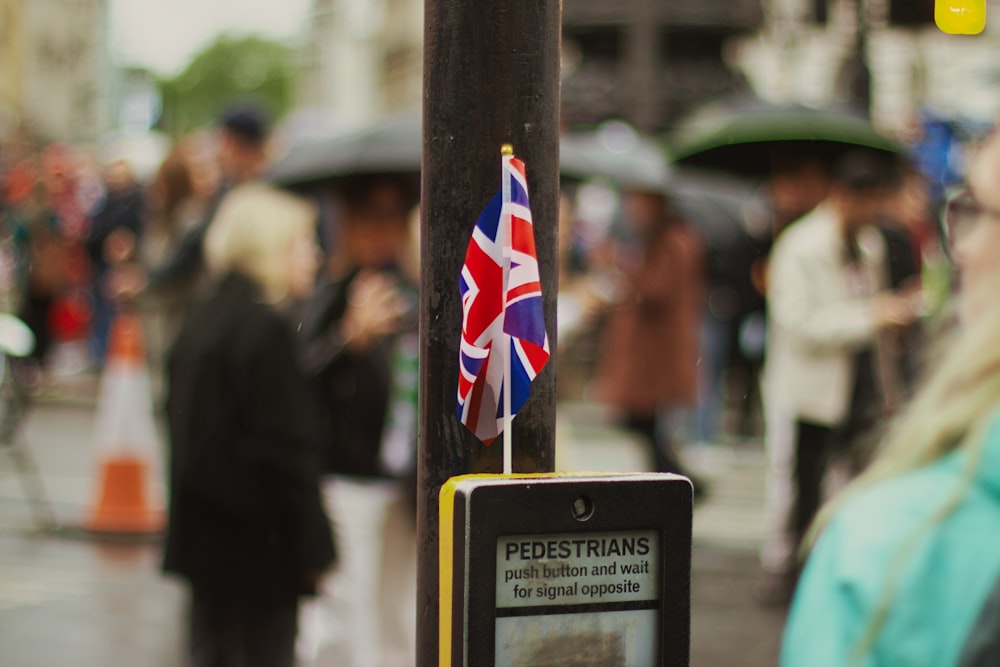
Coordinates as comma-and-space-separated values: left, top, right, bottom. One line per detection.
0, 394, 184, 667
0, 378, 784, 666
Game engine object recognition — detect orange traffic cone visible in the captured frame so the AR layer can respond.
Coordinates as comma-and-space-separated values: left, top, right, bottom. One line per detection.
84, 308, 165, 536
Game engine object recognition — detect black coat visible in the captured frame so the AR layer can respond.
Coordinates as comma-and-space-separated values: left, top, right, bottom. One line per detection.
85, 185, 145, 272
163, 272, 336, 600
298, 270, 407, 478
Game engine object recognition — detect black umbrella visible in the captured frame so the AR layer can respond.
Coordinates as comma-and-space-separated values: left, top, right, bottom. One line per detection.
270, 114, 672, 191
668, 97, 905, 177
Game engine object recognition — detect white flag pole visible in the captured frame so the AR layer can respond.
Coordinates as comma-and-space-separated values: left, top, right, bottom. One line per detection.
501, 144, 514, 475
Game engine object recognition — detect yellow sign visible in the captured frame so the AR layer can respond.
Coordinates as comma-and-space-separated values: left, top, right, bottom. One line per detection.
936, 0, 986, 34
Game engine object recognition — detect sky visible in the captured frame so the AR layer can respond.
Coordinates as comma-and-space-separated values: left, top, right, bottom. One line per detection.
108, 0, 313, 75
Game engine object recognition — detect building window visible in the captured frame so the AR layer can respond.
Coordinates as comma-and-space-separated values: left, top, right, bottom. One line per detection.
565, 26, 622, 63
888, 0, 934, 26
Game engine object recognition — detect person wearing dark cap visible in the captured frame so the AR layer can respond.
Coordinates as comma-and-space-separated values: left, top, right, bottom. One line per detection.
217, 104, 271, 187
757, 150, 925, 605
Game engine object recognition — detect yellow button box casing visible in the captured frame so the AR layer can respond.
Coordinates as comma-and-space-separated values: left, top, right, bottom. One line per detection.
936, 0, 986, 35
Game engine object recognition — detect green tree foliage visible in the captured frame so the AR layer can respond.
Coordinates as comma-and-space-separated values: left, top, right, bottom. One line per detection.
157, 34, 295, 136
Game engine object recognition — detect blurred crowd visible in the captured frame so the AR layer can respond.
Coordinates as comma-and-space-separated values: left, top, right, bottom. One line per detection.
1, 106, 422, 667
2, 97, 996, 666
0, 129, 222, 380
560, 117, 1000, 666
558, 132, 953, 484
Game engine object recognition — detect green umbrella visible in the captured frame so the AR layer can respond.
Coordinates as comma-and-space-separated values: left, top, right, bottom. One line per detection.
668, 97, 905, 177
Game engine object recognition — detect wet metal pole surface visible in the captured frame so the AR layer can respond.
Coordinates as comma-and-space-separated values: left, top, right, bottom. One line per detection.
417, 0, 561, 664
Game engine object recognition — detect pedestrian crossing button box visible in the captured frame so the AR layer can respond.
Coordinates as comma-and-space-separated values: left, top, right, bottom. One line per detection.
440, 473, 692, 666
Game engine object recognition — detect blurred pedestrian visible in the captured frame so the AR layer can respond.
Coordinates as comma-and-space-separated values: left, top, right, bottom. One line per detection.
879, 165, 928, 289
296, 175, 419, 667
141, 134, 220, 308
138, 135, 220, 398
594, 186, 706, 492
0, 150, 80, 370
84, 157, 144, 369
1, 156, 60, 365
38, 143, 94, 374
138, 103, 269, 302
768, 155, 831, 239
555, 188, 607, 401
758, 150, 923, 605
682, 178, 772, 445
876, 165, 940, 389
162, 182, 335, 667
781, 128, 1000, 666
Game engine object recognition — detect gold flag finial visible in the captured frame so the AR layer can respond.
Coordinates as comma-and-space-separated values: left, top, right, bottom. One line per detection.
501, 144, 514, 156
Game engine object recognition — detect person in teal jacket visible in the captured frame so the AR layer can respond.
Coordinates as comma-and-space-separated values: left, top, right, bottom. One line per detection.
782, 129, 1000, 666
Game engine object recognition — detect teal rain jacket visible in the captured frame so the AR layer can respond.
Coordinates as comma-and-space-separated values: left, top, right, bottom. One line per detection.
781, 412, 1000, 666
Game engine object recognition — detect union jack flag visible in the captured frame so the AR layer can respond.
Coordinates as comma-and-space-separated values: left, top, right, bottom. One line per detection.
457, 148, 550, 443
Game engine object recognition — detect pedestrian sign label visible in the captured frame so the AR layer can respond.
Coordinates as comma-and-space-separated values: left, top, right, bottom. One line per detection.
494, 529, 662, 666
496, 530, 659, 608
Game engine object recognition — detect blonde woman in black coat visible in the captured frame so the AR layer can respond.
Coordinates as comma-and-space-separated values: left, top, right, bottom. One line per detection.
163, 183, 335, 667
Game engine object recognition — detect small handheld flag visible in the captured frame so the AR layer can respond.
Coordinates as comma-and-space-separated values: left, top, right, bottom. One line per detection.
457, 145, 550, 469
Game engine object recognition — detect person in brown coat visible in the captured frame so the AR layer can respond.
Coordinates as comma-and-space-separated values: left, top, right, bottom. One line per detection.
595, 187, 706, 491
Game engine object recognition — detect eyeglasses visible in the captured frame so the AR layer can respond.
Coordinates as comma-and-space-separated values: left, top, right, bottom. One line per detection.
944, 187, 1000, 243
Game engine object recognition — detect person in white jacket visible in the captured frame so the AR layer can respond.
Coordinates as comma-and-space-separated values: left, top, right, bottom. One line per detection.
757, 150, 924, 604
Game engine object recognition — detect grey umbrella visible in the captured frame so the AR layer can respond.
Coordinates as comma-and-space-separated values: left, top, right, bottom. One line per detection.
560, 121, 671, 192
669, 169, 768, 251
269, 113, 423, 187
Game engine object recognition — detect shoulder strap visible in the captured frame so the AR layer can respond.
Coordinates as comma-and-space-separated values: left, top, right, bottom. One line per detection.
957, 569, 1000, 667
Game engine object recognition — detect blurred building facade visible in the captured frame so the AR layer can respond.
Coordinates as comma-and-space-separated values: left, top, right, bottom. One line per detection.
0, 0, 111, 144
295, 0, 765, 134
2, 0, 998, 147
733, 0, 1000, 133
296, 0, 422, 130
294, 0, 999, 140
560, 0, 763, 133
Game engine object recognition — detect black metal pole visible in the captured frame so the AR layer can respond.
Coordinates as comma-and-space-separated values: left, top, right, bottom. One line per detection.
625, 0, 657, 133
417, 1, 560, 665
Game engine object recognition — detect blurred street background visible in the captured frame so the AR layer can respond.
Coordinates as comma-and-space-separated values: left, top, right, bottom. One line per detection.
0, 378, 783, 667
3, 1, 998, 666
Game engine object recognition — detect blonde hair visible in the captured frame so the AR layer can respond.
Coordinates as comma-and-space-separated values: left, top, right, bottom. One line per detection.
203, 182, 316, 302
807, 303, 1000, 662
